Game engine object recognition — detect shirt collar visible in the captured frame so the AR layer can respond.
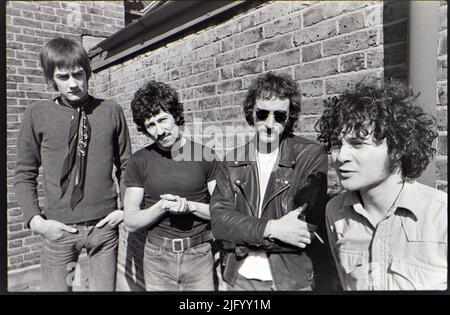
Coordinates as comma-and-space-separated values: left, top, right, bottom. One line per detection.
342, 191, 369, 223
278, 137, 296, 168
393, 181, 425, 221
342, 181, 424, 222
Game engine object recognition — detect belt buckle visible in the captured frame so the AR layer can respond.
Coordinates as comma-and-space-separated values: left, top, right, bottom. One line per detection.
172, 238, 184, 252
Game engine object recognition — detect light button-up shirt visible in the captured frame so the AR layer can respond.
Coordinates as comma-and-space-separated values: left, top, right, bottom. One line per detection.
326, 181, 447, 290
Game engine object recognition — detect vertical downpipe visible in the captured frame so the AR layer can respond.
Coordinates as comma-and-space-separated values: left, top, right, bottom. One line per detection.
408, 1, 440, 188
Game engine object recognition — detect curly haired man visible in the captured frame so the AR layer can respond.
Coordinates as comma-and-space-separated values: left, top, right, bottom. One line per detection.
123, 80, 218, 291
315, 80, 447, 290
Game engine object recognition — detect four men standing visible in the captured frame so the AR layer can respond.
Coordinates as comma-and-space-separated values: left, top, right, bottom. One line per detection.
13, 37, 447, 292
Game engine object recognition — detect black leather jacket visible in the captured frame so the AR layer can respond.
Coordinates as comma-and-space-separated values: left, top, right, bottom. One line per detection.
210, 136, 331, 290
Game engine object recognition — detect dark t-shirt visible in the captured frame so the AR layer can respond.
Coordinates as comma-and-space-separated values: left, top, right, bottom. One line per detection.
125, 139, 218, 239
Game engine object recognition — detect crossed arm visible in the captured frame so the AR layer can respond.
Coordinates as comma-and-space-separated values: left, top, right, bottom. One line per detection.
210, 166, 317, 251
123, 181, 216, 232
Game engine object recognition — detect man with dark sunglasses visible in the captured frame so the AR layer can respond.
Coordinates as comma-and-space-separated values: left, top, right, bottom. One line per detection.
210, 72, 333, 290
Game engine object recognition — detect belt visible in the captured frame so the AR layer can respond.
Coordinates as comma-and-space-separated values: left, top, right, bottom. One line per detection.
68, 218, 102, 228
147, 230, 213, 253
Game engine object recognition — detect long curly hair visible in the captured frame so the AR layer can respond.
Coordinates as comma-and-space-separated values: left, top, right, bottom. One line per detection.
315, 80, 438, 180
243, 72, 301, 136
131, 80, 185, 136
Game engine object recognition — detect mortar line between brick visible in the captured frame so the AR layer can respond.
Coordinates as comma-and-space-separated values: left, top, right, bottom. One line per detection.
303, 3, 383, 29
298, 67, 384, 84
317, 25, 383, 47
223, 2, 377, 41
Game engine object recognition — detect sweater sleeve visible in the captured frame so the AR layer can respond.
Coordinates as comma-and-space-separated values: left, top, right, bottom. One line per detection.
113, 104, 132, 209
14, 107, 43, 227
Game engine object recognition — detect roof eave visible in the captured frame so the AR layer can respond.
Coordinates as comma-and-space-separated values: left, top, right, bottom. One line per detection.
89, 0, 248, 72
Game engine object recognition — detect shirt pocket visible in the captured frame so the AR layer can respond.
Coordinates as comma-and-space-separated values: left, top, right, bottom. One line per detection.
338, 248, 370, 290
388, 258, 447, 290
401, 215, 446, 244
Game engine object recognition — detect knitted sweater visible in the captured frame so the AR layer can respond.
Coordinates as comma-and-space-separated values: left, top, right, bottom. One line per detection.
14, 97, 131, 225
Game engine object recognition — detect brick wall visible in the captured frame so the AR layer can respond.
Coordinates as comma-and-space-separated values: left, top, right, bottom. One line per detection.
89, 1, 409, 290
436, 1, 447, 192
6, 1, 125, 277
92, 1, 405, 186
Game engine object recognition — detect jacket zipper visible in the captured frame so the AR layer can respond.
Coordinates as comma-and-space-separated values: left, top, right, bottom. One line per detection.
261, 182, 291, 213
266, 180, 290, 291
235, 182, 258, 216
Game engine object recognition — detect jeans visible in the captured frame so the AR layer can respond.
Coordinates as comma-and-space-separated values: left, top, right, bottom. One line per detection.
40, 223, 119, 291
224, 273, 314, 291
143, 240, 215, 291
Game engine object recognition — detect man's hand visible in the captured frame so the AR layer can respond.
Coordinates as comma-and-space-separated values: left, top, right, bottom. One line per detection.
160, 194, 189, 215
30, 215, 78, 241
264, 208, 314, 249
95, 210, 124, 228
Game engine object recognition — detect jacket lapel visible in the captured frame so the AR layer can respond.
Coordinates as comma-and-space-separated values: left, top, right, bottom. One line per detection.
260, 138, 296, 216
228, 139, 259, 217
229, 137, 297, 217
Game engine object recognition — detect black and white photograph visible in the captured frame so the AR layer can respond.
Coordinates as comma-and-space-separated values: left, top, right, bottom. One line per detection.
3, 0, 448, 301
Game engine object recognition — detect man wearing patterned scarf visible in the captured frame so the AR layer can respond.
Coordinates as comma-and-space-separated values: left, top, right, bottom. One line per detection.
14, 37, 131, 291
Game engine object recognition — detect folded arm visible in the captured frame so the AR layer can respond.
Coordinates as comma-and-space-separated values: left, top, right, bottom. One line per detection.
210, 163, 271, 247
123, 187, 167, 232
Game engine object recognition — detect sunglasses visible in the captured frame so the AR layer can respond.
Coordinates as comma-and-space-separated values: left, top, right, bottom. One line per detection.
255, 109, 288, 124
